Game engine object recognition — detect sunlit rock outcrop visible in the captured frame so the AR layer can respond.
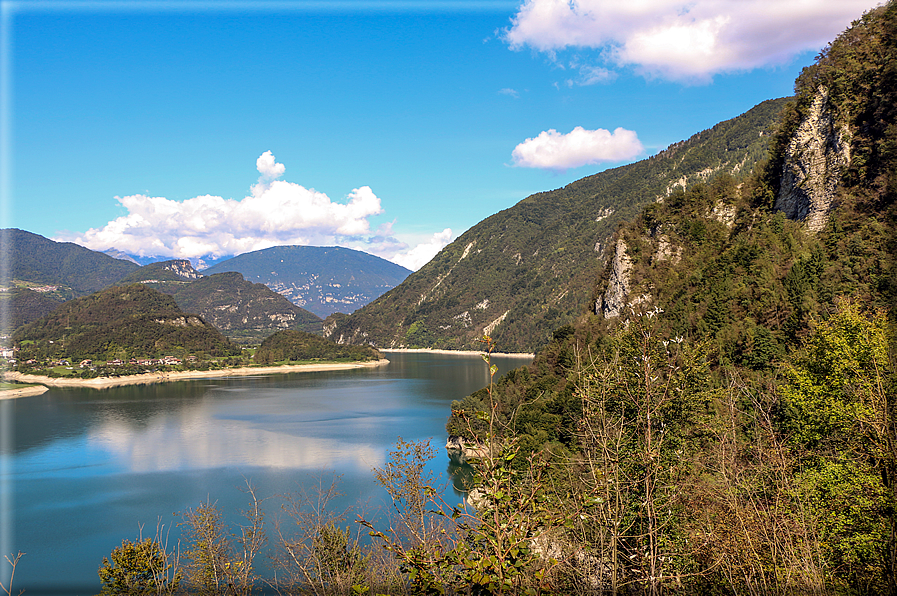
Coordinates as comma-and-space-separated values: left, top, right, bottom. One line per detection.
775, 86, 851, 233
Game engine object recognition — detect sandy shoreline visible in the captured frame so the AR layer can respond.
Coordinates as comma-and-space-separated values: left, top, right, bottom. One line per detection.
0, 385, 50, 400
379, 348, 535, 358
1, 359, 390, 391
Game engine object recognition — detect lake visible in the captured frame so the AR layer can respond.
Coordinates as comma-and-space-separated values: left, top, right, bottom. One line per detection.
1, 351, 531, 595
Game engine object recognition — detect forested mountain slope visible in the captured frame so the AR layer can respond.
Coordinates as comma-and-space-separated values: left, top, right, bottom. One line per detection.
0, 228, 138, 300
173, 272, 323, 342
4, 288, 64, 331
445, 4, 897, 593
14, 284, 241, 361
324, 98, 789, 352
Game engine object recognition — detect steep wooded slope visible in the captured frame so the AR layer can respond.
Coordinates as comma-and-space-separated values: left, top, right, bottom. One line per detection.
1, 228, 138, 300
325, 98, 789, 352
593, 0, 897, 349
447, 7, 897, 591
173, 272, 323, 341
14, 284, 241, 360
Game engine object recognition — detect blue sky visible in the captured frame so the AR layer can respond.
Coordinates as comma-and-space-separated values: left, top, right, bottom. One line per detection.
1, 0, 881, 269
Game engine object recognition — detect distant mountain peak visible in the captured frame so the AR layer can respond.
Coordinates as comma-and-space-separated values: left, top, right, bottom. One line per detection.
102, 248, 140, 264
117, 260, 204, 284
203, 245, 411, 318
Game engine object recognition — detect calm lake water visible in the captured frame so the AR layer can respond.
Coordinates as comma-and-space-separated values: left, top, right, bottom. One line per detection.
1, 352, 531, 595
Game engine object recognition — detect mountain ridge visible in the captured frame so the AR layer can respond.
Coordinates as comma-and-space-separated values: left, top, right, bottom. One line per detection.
324, 97, 790, 352
118, 260, 323, 342
1, 229, 139, 300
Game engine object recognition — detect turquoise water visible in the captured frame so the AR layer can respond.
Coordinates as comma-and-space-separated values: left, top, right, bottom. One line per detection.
2, 352, 530, 595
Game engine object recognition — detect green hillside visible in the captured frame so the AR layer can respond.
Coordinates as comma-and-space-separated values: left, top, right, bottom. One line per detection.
0, 228, 138, 301
254, 329, 381, 364
3, 288, 64, 331
173, 272, 323, 342
324, 97, 789, 352
14, 284, 241, 361
444, 4, 897, 593
203, 245, 411, 318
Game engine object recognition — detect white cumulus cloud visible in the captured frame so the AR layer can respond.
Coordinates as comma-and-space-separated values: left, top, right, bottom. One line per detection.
511, 126, 643, 171
256, 150, 285, 182
66, 152, 444, 269
505, 0, 879, 82
390, 228, 454, 271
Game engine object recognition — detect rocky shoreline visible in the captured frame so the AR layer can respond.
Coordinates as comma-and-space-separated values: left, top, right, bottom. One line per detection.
1, 358, 390, 391
446, 435, 490, 459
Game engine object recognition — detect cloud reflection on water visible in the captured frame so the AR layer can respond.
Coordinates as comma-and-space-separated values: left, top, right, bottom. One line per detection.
88, 402, 384, 473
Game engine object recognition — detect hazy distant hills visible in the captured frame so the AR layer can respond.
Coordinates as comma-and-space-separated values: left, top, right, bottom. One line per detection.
4, 233, 370, 341
324, 97, 790, 352
203, 245, 412, 318
102, 248, 140, 265
112, 252, 233, 270
2, 232, 408, 332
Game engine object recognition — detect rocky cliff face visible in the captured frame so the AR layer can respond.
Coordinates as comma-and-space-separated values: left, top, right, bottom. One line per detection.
154, 315, 205, 327
775, 86, 851, 233
598, 240, 632, 319
162, 260, 203, 280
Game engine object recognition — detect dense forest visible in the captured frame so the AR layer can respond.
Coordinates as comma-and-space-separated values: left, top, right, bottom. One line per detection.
2, 287, 63, 330
254, 329, 382, 364
13, 284, 241, 362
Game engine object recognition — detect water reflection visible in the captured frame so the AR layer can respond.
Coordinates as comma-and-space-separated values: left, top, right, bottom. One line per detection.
446, 450, 475, 495
88, 404, 384, 472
